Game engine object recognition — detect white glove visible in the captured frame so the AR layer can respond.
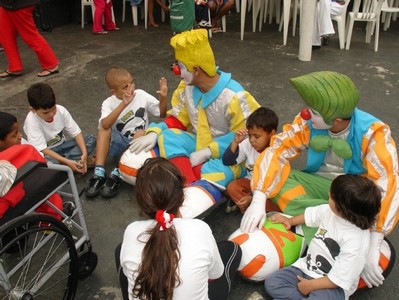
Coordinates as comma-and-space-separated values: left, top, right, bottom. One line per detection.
189, 147, 212, 167
129, 132, 158, 154
361, 231, 385, 288
240, 191, 267, 233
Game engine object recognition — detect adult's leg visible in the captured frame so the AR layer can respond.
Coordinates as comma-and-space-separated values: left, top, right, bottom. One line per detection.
318, 0, 336, 37
209, 0, 234, 28
115, 243, 129, 300
8, 6, 58, 71
0, 7, 23, 72
208, 241, 242, 300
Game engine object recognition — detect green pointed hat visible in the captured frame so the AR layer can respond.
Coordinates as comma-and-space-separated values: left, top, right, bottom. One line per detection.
290, 71, 359, 124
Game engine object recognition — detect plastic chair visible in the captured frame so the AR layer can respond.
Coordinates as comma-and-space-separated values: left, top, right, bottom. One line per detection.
240, 0, 262, 40
276, 0, 300, 45
381, 0, 399, 30
122, 0, 167, 28
81, 0, 115, 29
345, 0, 384, 52
331, 0, 351, 49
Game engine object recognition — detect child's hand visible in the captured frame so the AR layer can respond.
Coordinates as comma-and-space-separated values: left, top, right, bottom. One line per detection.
237, 195, 252, 214
132, 129, 145, 140
79, 154, 88, 174
123, 85, 135, 105
67, 159, 85, 174
269, 213, 292, 229
234, 129, 248, 144
157, 77, 168, 99
297, 276, 312, 296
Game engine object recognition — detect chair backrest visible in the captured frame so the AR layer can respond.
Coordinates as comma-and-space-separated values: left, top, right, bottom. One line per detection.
352, 0, 384, 19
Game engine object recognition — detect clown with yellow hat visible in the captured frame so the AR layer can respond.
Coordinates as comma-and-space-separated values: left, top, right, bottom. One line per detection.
129, 29, 260, 215
239, 71, 398, 291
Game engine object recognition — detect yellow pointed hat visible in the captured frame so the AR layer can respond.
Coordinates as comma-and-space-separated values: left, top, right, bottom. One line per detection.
290, 71, 359, 124
170, 29, 217, 77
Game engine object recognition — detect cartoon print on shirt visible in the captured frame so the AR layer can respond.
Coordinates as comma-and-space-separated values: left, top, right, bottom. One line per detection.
306, 228, 340, 276
47, 131, 64, 147
115, 107, 146, 139
246, 164, 254, 174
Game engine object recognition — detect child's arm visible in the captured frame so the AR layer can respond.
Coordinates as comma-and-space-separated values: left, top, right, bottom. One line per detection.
101, 90, 135, 130
269, 213, 305, 230
157, 77, 168, 118
297, 275, 339, 296
41, 148, 83, 173
230, 129, 248, 153
74, 133, 88, 173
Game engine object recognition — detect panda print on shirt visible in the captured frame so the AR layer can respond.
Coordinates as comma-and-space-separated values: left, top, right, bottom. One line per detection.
115, 107, 146, 139
305, 228, 340, 276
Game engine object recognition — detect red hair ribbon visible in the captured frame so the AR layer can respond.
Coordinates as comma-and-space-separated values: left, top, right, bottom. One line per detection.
155, 210, 175, 231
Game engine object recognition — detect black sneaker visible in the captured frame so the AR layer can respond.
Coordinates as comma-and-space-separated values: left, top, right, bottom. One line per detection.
225, 199, 237, 213
100, 173, 121, 198
322, 36, 330, 46
63, 201, 76, 217
85, 175, 106, 198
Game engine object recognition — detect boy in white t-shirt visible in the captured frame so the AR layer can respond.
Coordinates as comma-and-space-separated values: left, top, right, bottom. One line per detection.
222, 107, 279, 214
23, 83, 96, 174
85, 67, 167, 199
264, 174, 381, 300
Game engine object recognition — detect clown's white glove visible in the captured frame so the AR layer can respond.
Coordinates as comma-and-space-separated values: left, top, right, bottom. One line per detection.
129, 132, 157, 154
189, 148, 211, 167
240, 191, 267, 233
361, 231, 385, 288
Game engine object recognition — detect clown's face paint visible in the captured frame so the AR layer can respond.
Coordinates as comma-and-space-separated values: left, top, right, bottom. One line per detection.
178, 62, 194, 85
310, 109, 332, 130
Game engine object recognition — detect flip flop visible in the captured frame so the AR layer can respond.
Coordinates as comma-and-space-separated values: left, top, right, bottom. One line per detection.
37, 68, 59, 77
0, 70, 22, 78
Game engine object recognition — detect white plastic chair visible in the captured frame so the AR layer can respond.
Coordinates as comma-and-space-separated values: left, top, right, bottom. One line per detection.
240, 0, 262, 40
345, 0, 384, 52
331, 0, 351, 49
81, 0, 115, 29
381, 0, 399, 30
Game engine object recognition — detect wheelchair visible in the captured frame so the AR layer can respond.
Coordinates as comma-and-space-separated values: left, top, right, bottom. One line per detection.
0, 161, 97, 299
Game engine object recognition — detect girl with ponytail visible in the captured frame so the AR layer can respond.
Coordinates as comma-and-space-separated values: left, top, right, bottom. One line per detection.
116, 157, 241, 300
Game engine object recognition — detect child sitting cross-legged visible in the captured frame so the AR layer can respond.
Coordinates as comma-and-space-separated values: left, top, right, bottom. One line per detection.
264, 174, 381, 300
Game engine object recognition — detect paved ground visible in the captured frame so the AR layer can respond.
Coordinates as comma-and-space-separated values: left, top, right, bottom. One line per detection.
1, 4, 398, 300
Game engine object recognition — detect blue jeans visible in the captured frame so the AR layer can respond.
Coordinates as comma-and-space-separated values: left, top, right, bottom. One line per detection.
46, 134, 96, 163
264, 266, 345, 300
109, 126, 130, 158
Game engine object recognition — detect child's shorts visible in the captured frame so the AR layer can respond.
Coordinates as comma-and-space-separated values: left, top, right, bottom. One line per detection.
109, 127, 130, 158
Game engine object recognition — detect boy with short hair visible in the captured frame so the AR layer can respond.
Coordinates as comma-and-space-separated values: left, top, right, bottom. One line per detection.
23, 83, 96, 174
0, 111, 23, 151
85, 67, 168, 199
222, 107, 278, 213
264, 174, 381, 300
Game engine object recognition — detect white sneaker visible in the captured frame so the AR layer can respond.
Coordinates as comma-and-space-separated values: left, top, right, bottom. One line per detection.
246, 291, 265, 300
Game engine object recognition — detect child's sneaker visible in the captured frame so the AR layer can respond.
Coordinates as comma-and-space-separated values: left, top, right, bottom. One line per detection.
100, 173, 121, 198
246, 291, 265, 300
197, 19, 212, 28
225, 199, 237, 213
85, 175, 106, 198
63, 201, 76, 217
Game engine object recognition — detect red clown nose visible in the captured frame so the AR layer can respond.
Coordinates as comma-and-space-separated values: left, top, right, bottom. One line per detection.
300, 108, 311, 120
171, 63, 181, 75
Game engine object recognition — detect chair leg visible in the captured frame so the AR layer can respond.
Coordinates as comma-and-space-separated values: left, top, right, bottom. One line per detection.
122, 0, 126, 22
132, 6, 138, 26
241, 0, 247, 40
222, 15, 227, 32
337, 19, 345, 50
81, 5, 85, 29
144, 0, 148, 29
345, 18, 354, 50
374, 19, 380, 52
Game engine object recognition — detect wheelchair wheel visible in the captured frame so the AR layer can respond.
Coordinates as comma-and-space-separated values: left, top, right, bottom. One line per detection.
0, 214, 79, 300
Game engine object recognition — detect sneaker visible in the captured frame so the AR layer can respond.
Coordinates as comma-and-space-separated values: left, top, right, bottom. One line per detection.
322, 35, 330, 46
197, 20, 212, 28
246, 291, 265, 300
225, 199, 237, 213
100, 173, 121, 198
85, 175, 106, 198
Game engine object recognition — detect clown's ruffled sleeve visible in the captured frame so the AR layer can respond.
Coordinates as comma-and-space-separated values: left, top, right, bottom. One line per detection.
362, 122, 399, 235
208, 91, 260, 158
251, 114, 311, 200
146, 80, 189, 135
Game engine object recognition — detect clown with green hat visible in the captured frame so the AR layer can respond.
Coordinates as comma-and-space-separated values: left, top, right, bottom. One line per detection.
240, 71, 399, 290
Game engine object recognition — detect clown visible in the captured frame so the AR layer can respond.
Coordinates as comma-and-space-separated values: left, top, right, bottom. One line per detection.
241, 71, 399, 288
130, 29, 260, 198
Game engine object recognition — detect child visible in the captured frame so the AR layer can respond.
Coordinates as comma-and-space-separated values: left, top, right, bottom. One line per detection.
0, 111, 64, 220
264, 174, 381, 300
117, 157, 242, 300
85, 67, 168, 199
222, 107, 278, 213
23, 83, 96, 175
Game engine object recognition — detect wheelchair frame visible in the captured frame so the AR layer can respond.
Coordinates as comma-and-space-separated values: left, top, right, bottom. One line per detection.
0, 162, 97, 299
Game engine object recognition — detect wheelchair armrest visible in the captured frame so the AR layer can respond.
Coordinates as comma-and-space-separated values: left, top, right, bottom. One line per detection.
13, 161, 48, 187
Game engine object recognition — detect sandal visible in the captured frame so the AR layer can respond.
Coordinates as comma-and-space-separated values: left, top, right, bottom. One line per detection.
211, 27, 223, 33
0, 70, 22, 78
93, 31, 108, 35
37, 66, 59, 77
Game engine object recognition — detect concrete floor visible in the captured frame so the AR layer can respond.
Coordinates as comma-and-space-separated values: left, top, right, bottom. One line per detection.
1, 5, 398, 300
